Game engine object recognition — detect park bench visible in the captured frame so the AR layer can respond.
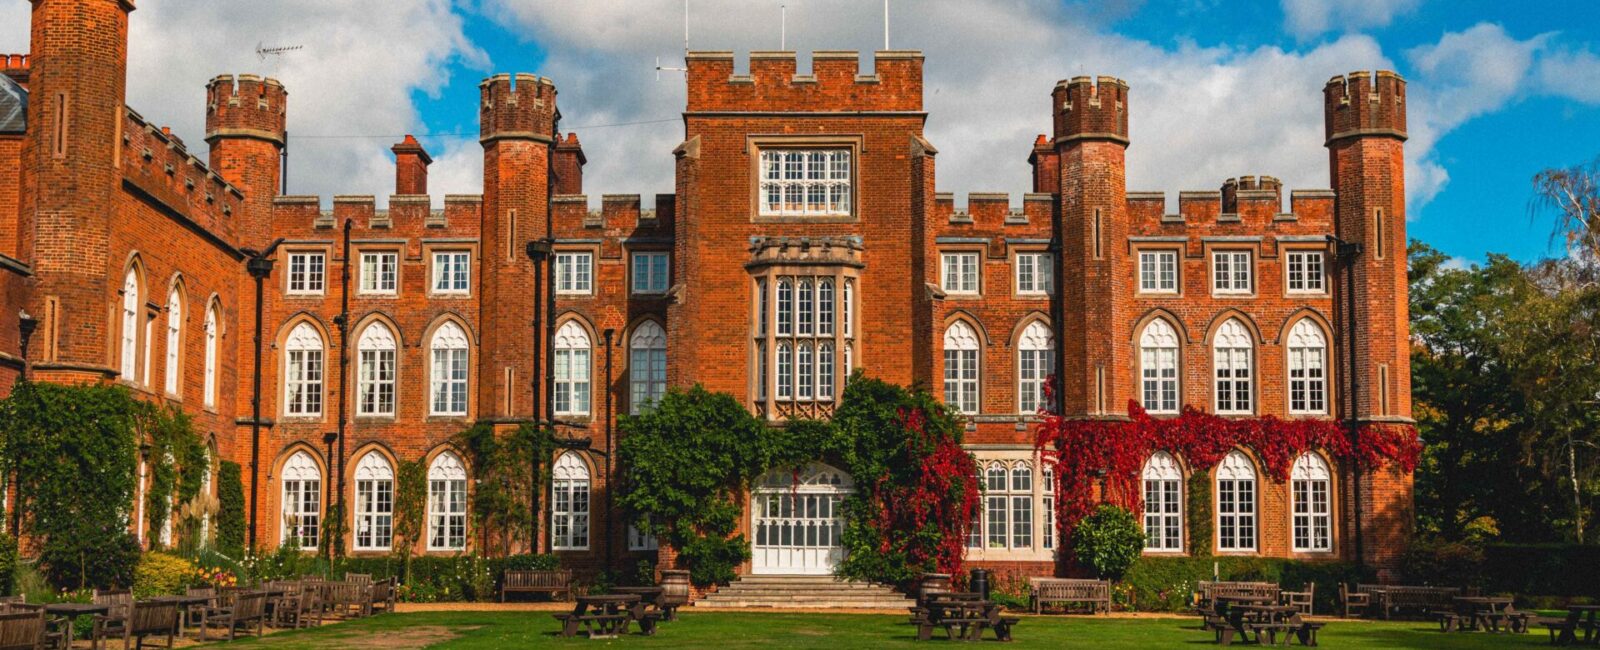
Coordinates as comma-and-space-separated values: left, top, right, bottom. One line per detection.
502, 569, 574, 602
1029, 578, 1111, 614
1360, 584, 1458, 619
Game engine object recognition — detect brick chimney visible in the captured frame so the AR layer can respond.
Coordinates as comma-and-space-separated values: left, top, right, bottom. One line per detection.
392, 134, 432, 195
553, 132, 586, 195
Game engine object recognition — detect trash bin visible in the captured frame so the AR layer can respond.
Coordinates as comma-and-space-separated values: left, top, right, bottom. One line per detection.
969, 568, 992, 600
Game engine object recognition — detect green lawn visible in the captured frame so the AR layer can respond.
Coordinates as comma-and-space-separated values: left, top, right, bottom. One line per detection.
204, 611, 1561, 649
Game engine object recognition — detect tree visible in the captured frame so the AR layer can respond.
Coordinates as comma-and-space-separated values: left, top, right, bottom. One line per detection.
1532, 155, 1600, 267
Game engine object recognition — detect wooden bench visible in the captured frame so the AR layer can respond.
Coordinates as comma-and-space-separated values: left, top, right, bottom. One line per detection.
1360, 584, 1458, 620
1029, 578, 1110, 614
501, 569, 574, 602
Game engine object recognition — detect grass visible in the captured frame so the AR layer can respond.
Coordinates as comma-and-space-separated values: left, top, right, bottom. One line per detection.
204, 610, 1564, 649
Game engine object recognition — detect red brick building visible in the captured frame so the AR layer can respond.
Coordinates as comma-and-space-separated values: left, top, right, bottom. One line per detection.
0, 0, 1413, 580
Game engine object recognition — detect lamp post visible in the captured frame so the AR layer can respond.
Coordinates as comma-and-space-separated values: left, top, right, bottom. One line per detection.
242, 238, 285, 553
1327, 234, 1364, 564
17, 310, 37, 381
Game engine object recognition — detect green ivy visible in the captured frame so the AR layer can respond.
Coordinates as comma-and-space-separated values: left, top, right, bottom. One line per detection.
0, 382, 141, 589
215, 461, 246, 556
134, 403, 207, 551
392, 459, 427, 570
456, 422, 556, 556
1186, 472, 1212, 557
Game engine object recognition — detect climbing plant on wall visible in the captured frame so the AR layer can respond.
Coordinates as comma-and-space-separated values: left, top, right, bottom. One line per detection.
456, 422, 557, 557
1035, 398, 1421, 567
134, 403, 208, 550
216, 461, 246, 556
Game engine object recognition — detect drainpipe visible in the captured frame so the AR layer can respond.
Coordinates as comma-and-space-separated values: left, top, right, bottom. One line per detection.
603, 327, 615, 571
541, 114, 561, 553
526, 239, 552, 556
243, 238, 286, 552
334, 218, 353, 553
1329, 235, 1364, 564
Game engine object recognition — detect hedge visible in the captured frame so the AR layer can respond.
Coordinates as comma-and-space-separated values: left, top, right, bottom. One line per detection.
1480, 545, 1600, 598
1121, 556, 1369, 613
334, 553, 561, 602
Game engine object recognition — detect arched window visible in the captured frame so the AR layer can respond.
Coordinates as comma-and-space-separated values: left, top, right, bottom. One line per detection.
776, 279, 793, 336
284, 323, 325, 416
1287, 320, 1328, 415
164, 287, 183, 395
430, 321, 470, 416
1291, 453, 1332, 551
552, 452, 590, 550
818, 279, 835, 336
356, 323, 397, 417
843, 280, 854, 337
1216, 451, 1257, 551
280, 451, 321, 548
944, 321, 980, 414
1142, 452, 1183, 551
353, 452, 394, 551
1213, 319, 1254, 414
554, 322, 592, 416
630, 321, 667, 414
121, 269, 140, 380
203, 303, 218, 408
1139, 319, 1180, 414
1018, 321, 1055, 414
1042, 465, 1056, 550
159, 452, 176, 546
797, 279, 814, 336
427, 451, 468, 551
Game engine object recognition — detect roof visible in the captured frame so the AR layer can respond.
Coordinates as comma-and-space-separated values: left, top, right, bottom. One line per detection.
0, 74, 24, 134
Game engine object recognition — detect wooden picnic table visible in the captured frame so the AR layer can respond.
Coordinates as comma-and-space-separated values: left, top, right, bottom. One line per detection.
1551, 605, 1600, 646
913, 594, 1017, 642
555, 594, 644, 639
1220, 604, 1302, 646
611, 587, 673, 622
1440, 596, 1516, 633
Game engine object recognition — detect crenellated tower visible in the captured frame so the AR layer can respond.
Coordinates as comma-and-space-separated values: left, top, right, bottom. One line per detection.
1324, 70, 1413, 571
479, 73, 558, 423
21, 0, 133, 382
1052, 76, 1131, 417
205, 73, 286, 248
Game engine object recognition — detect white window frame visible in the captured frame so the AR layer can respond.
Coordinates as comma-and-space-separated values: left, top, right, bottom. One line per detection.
554, 321, 592, 416
280, 451, 321, 548
758, 149, 852, 217
631, 251, 670, 295
121, 269, 139, 381
555, 252, 594, 295
1285, 250, 1327, 294
427, 452, 469, 551
1139, 249, 1179, 294
358, 251, 399, 295
1142, 452, 1184, 552
1017, 321, 1054, 414
941, 252, 980, 296
353, 452, 395, 551
1213, 319, 1254, 415
968, 460, 1042, 552
284, 323, 325, 417
431, 251, 471, 295
1139, 319, 1180, 414
356, 323, 397, 417
430, 322, 471, 416
552, 453, 591, 550
1015, 252, 1053, 296
203, 303, 218, 408
164, 287, 183, 396
1287, 320, 1329, 415
943, 321, 980, 415
286, 252, 327, 296
1216, 451, 1257, 552
1291, 453, 1333, 552
1211, 250, 1252, 295
628, 524, 659, 551
630, 321, 667, 414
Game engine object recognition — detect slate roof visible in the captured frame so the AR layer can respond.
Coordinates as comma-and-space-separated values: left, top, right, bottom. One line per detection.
0, 75, 24, 134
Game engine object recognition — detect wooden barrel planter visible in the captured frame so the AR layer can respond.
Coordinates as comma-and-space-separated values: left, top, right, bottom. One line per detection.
659, 570, 692, 609
916, 573, 952, 607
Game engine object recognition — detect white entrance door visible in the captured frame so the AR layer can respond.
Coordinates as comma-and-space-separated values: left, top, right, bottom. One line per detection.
751, 463, 852, 575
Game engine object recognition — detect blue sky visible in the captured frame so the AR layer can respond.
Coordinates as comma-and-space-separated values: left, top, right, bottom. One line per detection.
4, 0, 1595, 264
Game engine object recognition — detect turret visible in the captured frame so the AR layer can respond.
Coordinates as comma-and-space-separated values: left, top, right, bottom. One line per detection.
1051, 76, 1129, 146
478, 72, 558, 424
1323, 70, 1406, 145
205, 74, 287, 247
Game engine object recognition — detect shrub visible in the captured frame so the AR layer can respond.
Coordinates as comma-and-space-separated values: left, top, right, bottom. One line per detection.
678, 534, 751, 587
0, 534, 17, 596
1121, 556, 1369, 613
132, 552, 200, 598
215, 462, 246, 556
1480, 544, 1600, 598
1400, 538, 1485, 587
1072, 505, 1144, 579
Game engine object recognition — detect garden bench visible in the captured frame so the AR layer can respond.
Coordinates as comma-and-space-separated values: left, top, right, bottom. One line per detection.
121, 601, 178, 650
1280, 583, 1315, 615
1360, 584, 1458, 619
0, 609, 46, 650
501, 569, 574, 602
1029, 578, 1110, 614
323, 581, 373, 618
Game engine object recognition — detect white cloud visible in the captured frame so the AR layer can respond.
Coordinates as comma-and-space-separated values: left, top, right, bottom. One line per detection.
1281, 0, 1422, 39
0, 3, 28, 52
1537, 47, 1600, 104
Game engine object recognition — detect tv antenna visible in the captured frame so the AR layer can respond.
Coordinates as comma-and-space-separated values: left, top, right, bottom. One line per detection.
255, 42, 303, 62
781, 4, 787, 50
655, 0, 690, 80
883, 0, 891, 50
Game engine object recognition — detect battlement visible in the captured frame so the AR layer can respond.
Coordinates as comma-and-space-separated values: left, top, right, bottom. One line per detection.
122, 108, 245, 230
1324, 70, 1406, 144
1, 54, 27, 85
479, 73, 559, 143
205, 74, 287, 145
685, 50, 922, 113
1221, 175, 1282, 213
1052, 75, 1129, 145
552, 193, 676, 232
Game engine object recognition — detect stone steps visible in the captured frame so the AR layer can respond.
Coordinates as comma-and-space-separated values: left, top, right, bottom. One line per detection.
694, 575, 916, 610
